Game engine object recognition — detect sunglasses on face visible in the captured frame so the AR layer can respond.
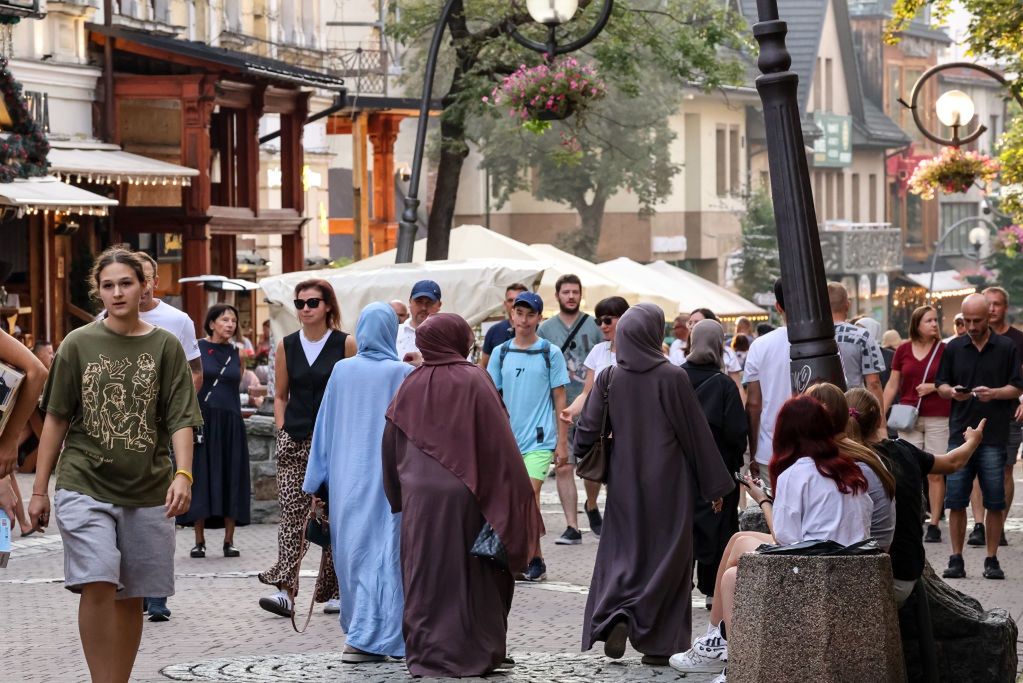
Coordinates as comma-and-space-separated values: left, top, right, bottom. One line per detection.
598, 316, 617, 326
294, 298, 322, 310
955, 320, 965, 326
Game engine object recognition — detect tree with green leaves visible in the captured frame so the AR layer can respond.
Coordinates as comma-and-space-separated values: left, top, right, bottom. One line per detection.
733, 187, 780, 301
886, 0, 1023, 223
389, 0, 749, 260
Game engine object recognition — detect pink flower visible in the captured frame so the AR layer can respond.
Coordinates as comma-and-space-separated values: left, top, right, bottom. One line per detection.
481, 95, 489, 103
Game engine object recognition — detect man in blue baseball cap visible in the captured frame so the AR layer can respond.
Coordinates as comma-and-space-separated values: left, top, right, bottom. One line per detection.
488, 290, 570, 582
396, 280, 442, 364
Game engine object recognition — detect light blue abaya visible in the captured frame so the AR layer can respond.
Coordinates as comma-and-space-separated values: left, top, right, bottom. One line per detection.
304, 302, 414, 656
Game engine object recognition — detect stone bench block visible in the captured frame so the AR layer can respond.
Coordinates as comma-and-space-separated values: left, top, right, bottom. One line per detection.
729, 552, 906, 682
899, 563, 1018, 682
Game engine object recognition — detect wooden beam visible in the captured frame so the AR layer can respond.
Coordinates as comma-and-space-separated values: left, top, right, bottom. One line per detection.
214, 80, 255, 109
352, 111, 370, 261
329, 218, 354, 235
182, 222, 211, 335
280, 92, 309, 213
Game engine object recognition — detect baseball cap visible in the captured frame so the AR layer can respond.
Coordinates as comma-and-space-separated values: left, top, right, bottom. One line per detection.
410, 279, 441, 301
513, 291, 543, 314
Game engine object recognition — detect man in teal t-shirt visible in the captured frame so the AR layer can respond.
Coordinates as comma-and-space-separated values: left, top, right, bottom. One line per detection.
538, 274, 603, 545
489, 291, 569, 582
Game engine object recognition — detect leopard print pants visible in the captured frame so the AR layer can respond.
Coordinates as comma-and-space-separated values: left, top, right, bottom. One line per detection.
258, 430, 338, 602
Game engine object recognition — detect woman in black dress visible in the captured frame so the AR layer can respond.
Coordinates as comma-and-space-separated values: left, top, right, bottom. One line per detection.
682, 319, 748, 610
179, 303, 251, 557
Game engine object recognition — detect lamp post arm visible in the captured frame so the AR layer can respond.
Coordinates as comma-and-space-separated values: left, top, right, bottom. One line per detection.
396, 0, 462, 264
508, 0, 614, 56
927, 215, 999, 297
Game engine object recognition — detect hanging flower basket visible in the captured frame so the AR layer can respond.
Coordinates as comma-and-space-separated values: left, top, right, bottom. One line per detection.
995, 224, 1023, 259
955, 266, 996, 287
908, 146, 1000, 200
484, 56, 606, 134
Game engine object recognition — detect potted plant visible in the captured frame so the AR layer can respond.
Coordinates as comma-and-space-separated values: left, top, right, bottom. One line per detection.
908, 146, 1000, 200
485, 56, 607, 134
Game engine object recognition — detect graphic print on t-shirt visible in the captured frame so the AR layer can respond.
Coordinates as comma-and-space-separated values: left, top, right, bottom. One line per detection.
82, 353, 158, 452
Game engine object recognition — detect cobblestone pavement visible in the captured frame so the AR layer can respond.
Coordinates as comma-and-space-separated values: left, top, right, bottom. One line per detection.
4, 470, 1023, 681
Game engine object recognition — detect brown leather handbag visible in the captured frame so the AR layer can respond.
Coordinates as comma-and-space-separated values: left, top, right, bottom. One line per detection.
576, 367, 615, 483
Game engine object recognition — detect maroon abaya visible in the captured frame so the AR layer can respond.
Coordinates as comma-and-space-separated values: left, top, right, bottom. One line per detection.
574, 303, 735, 657
382, 313, 543, 677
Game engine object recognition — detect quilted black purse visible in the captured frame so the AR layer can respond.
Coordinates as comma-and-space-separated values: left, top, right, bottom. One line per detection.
470, 522, 508, 570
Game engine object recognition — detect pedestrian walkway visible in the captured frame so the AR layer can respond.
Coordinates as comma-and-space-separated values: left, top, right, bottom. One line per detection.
4, 472, 1023, 681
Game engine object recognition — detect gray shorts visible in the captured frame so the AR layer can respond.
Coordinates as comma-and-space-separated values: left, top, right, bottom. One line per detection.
54, 489, 175, 599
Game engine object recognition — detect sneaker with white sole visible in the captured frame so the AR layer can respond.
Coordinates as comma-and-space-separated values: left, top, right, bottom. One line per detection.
711, 665, 727, 683
258, 590, 294, 618
323, 598, 341, 614
668, 627, 728, 673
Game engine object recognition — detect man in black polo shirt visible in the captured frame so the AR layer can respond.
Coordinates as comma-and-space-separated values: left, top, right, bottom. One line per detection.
935, 294, 1023, 580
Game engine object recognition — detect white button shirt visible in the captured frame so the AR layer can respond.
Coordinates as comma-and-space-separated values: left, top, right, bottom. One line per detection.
395, 319, 419, 360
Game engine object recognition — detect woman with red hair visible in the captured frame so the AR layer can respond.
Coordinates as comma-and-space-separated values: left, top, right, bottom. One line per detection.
670, 394, 873, 681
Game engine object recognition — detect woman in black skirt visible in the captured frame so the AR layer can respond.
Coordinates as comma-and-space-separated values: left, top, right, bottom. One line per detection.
178, 303, 251, 557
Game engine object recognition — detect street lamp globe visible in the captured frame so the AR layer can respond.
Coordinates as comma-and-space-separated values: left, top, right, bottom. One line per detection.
969, 226, 989, 252
935, 89, 976, 128
526, 0, 579, 25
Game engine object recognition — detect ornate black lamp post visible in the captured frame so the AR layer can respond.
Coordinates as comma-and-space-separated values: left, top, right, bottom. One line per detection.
395, 0, 614, 263
751, 0, 845, 392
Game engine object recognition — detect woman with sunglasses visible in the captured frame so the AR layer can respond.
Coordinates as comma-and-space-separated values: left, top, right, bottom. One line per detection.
560, 297, 630, 425
560, 297, 629, 535
258, 278, 356, 617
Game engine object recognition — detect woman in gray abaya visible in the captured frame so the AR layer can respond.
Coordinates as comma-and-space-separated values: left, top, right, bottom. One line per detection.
574, 303, 735, 665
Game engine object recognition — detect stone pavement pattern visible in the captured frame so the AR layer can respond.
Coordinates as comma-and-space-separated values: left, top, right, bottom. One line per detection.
4, 472, 1023, 681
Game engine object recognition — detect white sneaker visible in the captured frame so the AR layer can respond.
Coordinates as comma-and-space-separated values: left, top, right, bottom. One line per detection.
668, 628, 728, 674
711, 665, 727, 683
258, 590, 294, 618
323, 598, 341, 614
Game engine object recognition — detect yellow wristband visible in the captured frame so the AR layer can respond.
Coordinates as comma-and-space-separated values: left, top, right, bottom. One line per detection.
174, 469, 194, 485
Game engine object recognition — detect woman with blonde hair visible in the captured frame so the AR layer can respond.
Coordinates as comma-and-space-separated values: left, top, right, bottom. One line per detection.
846, 387, 983, 604
883, 304, 949, 543
804, 383, 896, 550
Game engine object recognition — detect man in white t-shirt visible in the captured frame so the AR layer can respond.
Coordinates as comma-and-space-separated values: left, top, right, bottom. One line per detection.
395, 280, 442, 365
743, 279, 791, 488
667, 313, 690, 365
130, 252, 202, 623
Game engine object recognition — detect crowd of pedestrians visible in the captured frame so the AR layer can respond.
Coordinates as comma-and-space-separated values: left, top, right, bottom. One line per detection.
7, 246, 1023, 681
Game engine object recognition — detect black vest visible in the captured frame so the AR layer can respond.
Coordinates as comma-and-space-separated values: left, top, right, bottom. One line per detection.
282, 329, 348, 440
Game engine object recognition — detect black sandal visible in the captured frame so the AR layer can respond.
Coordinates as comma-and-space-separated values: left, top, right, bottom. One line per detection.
190, 543, 206, 558
223, 542, 240, 558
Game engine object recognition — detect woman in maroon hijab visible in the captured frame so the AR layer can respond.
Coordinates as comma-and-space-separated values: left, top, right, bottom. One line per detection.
575, 303, 735, 665
383, 312, 544, 677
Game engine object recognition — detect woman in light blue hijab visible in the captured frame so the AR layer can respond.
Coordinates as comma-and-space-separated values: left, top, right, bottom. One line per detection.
304, 302, 414, 662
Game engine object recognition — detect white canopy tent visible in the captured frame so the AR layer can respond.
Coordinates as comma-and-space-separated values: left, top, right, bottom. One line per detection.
644, 260, 768, 320
348, 224, 676, 313
259, 258, 547, 341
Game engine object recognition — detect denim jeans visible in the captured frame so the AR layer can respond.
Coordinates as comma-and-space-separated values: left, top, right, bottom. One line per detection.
944, 439, 1007, 511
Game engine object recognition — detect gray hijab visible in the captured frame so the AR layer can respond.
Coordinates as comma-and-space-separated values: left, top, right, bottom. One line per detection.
686, 319, 725, 370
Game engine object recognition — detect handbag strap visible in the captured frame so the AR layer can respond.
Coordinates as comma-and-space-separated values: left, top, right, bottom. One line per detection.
290, 509, 328, 634
202, 344, 235, 404
599, 366, 615, 437
915, 342, 940, 410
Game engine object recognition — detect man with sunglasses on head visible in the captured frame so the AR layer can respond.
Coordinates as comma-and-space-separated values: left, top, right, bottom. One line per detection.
479, 283, 529, 370
395, 280, 443, 366
538, 274, 603, 546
